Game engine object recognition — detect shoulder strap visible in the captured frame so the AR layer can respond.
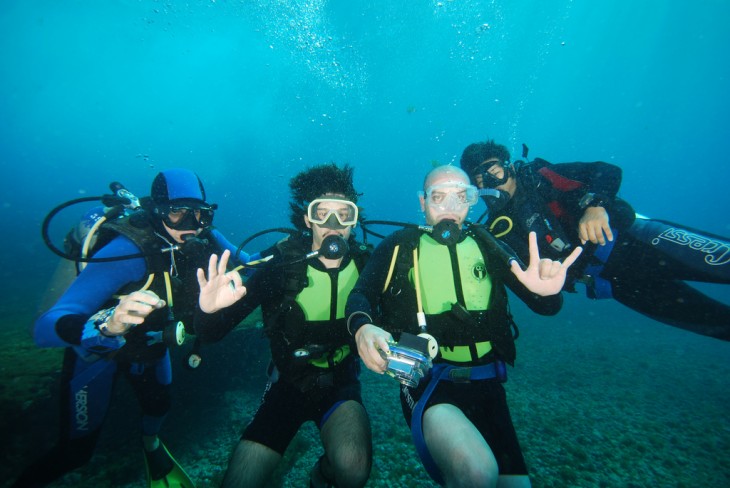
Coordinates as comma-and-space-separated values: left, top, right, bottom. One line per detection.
349, 239, 373, 272
275, 236, 310, 299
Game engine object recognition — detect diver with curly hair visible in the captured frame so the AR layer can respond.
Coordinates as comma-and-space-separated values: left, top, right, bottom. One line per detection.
195, 163, 372, 487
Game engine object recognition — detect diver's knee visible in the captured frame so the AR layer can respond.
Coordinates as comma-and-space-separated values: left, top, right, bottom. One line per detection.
330, 447, 371, 488
443, 456, 498, 488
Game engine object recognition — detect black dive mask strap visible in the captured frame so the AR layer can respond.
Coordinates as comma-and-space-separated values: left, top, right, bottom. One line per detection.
479, 188, 512, 217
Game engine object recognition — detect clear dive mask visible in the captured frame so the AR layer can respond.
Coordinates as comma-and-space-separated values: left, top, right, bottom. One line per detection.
419, 182, 479, 213
307, 198, 359, 227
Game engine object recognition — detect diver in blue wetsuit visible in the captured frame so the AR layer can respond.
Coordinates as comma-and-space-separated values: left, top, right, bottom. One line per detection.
460, 139, 730, 340
13, 169, 240, 488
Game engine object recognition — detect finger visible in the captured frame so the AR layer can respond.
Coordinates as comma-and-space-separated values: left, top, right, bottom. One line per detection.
579, 223, 589, 245
208, 253, 220, 280
197, 268, 207, 289
527, 231, 540, 267
561, 246, 583, 269
539, 259, 559, 279
218, 249, 231, 275
232, 285, 247, 301
111, 308, 146, 326
360, 340, 385, 373
603, 223, 614, 242
370, 344, 388, 371
593, 223, 606, 245
509, 259, 525, 280
375, 334, 392, 355
227, 269, 244, 290
584, 224, 597, 245
127, 290, 164, 308
120, 300, 158, 318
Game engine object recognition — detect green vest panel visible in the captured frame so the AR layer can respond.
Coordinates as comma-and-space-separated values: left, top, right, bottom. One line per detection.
296, 259, 359, 321
417, 234, 492, 313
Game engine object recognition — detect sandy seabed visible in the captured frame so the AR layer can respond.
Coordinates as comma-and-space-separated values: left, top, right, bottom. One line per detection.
2, 295, 729, 487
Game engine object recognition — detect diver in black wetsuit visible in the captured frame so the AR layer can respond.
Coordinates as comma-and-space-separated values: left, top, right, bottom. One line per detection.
196, 163, 372, 488
460, 139, 730, 340
345, 165, 581, 486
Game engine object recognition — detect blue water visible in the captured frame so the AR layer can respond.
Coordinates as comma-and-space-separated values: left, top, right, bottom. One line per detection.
1, 1, 729, 486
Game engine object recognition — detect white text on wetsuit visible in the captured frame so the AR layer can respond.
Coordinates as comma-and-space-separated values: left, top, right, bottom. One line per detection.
655, 228, 730, 266
75, 387, 89, 431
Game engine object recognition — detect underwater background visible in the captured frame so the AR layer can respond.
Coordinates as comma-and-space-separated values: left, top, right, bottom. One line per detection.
1, 0, 729, 486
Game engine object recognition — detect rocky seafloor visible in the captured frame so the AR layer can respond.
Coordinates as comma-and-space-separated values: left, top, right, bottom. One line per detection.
2, 296, 729, 487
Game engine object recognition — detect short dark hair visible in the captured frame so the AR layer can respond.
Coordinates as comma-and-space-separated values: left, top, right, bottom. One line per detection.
288, 163, 359, 230
459, 139, 511, 178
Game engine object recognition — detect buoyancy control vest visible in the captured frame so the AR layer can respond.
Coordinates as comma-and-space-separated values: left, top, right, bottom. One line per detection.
380, 228, 516, 365
265, 235, 372, 374
490, 164, 576, 264
92, 216, 216, 361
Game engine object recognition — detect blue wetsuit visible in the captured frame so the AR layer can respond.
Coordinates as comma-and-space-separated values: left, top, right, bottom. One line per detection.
14, 221, 234, 487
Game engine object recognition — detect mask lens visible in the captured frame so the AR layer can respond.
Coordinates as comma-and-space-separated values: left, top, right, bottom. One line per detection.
423, 183, 478, 211
161, 204, 215, 230
307, 199, 358, 226
474, 161, 509, 189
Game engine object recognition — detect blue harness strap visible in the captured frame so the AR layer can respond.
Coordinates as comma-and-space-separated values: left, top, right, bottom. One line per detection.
410, 361, 507, 486
583, 228, 617, 299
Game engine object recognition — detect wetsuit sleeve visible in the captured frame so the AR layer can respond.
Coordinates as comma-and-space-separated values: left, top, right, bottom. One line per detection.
34, 236, 147, 348
208, 228, 251, 263
536, 158, 623, 199
345, 234, 399, 336
194, 264, 275, 343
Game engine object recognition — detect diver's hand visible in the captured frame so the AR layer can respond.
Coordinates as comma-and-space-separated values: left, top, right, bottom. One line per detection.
107, 290, 166, 335
579, 206, 613, 245
355, 324, 392, 374
197, 250, 247, 313
511, 232, 583, 296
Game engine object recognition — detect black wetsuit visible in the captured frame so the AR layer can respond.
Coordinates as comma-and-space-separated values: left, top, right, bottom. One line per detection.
487, 158, 730, 340
346, 227, 562, 482
196, 236, 369, 454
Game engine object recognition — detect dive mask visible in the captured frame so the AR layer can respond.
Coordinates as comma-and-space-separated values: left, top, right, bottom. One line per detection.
473, 160, 511, 189
307, 198, 359, 227
157, 201, 216, 231
420, 182, 479, 212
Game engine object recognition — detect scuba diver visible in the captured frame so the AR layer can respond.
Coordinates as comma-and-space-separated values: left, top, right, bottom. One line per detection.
345, 165, 581, 487
14, 169, 236, 488
195, 163, 373, 488
459, 139, 730, 341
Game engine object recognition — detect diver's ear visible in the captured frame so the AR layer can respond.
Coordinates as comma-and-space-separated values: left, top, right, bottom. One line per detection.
304, 215, 312, 229
418, 193, 426, 212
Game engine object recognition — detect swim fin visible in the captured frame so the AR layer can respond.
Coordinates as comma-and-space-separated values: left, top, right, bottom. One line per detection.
143, 441, 196, 488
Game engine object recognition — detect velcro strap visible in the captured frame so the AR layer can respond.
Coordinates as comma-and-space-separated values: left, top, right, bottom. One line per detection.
439, 341, 492, 362
447, 361, 506, 383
